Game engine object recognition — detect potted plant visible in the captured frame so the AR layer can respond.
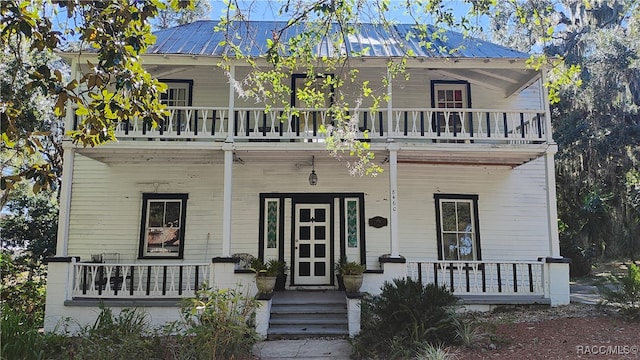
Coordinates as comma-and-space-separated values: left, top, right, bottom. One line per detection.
338, 258, 366, 293
251, 258, 285, 295
274, 260, 288, 291
335, 256, 347, 290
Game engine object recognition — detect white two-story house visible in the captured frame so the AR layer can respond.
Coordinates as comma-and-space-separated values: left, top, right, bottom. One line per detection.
45, 20, 570, 336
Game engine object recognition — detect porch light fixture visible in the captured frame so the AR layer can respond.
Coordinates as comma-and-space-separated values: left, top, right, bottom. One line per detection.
308, 156, 318, 186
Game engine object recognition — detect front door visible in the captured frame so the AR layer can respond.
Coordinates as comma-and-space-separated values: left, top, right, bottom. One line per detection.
294, 203, 331, 285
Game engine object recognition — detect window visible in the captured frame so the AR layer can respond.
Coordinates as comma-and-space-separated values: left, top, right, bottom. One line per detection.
434, 194, 481, 261
160, 80, 192, 107
430, 81, 470, 136
159, 80, 193, 133
139, 193, 188, 259
291, 74, 334, 140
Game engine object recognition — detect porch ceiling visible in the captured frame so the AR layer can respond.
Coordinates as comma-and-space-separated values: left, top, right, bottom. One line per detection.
141, 62, 538, 98
74, 142, 547, 167
75, 146, 223, 165
396, 145, 547, 167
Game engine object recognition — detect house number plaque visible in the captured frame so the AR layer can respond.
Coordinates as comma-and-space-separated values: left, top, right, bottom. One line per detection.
368, 216, 388, 228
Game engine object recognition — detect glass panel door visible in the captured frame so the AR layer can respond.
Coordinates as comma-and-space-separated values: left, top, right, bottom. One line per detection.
294, 203, 331, 285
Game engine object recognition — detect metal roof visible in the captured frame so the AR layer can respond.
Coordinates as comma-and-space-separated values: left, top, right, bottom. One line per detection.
148, 20, 530, 59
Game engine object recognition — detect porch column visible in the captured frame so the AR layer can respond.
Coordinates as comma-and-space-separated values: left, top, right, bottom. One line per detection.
388, 143, 400, 257
56, 142, 75, 256
540, 67, 554, 143
222, 144, 234, 257
220, 64, 236, 257
386, 67, 393, 138
544, 146, 560, 257
226, 64, 236, 141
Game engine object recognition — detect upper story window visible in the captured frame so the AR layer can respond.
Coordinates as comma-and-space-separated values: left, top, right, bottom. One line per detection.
431, 81, 471, 136
160, 80, 192, 106
139, 193, 188, 259
159, 80, 193, 133
434, 194, 481, 261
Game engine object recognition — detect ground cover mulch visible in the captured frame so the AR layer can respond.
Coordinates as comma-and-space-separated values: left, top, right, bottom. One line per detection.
456, 304, 640, 359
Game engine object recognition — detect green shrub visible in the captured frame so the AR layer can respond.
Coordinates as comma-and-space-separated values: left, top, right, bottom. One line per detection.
44, 306, 162, 360
170, 286, 260, 359
599, 263, 640, 321
1, 304, 47, 360
0, 252, 47, 328
415, 342, 458, 360
352, 278, 461, 359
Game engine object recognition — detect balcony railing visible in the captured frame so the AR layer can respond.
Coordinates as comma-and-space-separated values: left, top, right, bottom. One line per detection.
74, 107, 548, 144
72, 262, 209, 299
406, 260, 545, 296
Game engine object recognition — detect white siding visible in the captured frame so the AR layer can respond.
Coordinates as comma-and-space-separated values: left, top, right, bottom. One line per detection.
67, 152, 551, 269
67, 153, 225, 262
159, 66, 543, 111
397, 158, 550, 262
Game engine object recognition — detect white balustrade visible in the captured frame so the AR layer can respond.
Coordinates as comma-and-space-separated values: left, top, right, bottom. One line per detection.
406, 260, 544, 296
78, 107, 547, 143
72, 262, 209, 299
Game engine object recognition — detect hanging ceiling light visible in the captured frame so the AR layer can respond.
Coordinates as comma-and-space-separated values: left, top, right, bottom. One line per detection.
308, 156, 318, 186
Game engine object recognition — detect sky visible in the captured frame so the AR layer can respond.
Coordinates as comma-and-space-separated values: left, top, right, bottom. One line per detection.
206, 0, 488, 28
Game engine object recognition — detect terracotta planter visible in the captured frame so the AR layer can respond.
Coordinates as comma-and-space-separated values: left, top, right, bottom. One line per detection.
255, 276, 277, 294
342, 274, 363, 293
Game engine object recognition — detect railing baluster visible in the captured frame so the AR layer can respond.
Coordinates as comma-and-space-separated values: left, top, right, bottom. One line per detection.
536, 113, 542, 139
114, 266, 120, 296
512, 263, 518, 293
448, 263, 454, 292
481, 264, 486, 292
465, 263, 470, 292
179, 265, 184, 296
403, 111, 408, 136
128, 266, 134, 296
312, 111, 317, 137
146, 266, 151, 296
432, 263, 437, 286
520, 113, 525, 138
233, 111, 238, 136
502, 112, 508, 138
97, 266, 103, 296
211, 109, 217, 136
363, 111, 368, 134
195, 265, 200, 293
82, 265, 88, 295
497, 263, 502, 292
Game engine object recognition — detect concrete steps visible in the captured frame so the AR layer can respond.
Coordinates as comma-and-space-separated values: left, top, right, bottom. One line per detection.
268, 290, 348, 339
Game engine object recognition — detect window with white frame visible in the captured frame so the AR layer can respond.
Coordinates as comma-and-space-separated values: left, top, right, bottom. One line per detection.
139, 193, 188, 259
434, 194, 481, 261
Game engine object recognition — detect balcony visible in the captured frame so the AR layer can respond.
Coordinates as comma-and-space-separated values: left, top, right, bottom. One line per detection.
75, 106, 548, 144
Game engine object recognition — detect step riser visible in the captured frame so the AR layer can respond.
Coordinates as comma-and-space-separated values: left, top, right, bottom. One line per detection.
268, 291, 349, 339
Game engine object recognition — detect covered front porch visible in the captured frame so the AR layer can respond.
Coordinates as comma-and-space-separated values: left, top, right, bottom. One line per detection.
61, 257, 565, 304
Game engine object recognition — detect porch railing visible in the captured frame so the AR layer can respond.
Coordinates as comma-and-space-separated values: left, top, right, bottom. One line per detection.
406, 260, 544, 296
71, 262, 210, 299
74, 107, 547, 143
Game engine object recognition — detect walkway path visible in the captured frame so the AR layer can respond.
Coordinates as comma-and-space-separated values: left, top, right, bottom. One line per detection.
570, 283, 601, 305
252, 339, 352, 360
